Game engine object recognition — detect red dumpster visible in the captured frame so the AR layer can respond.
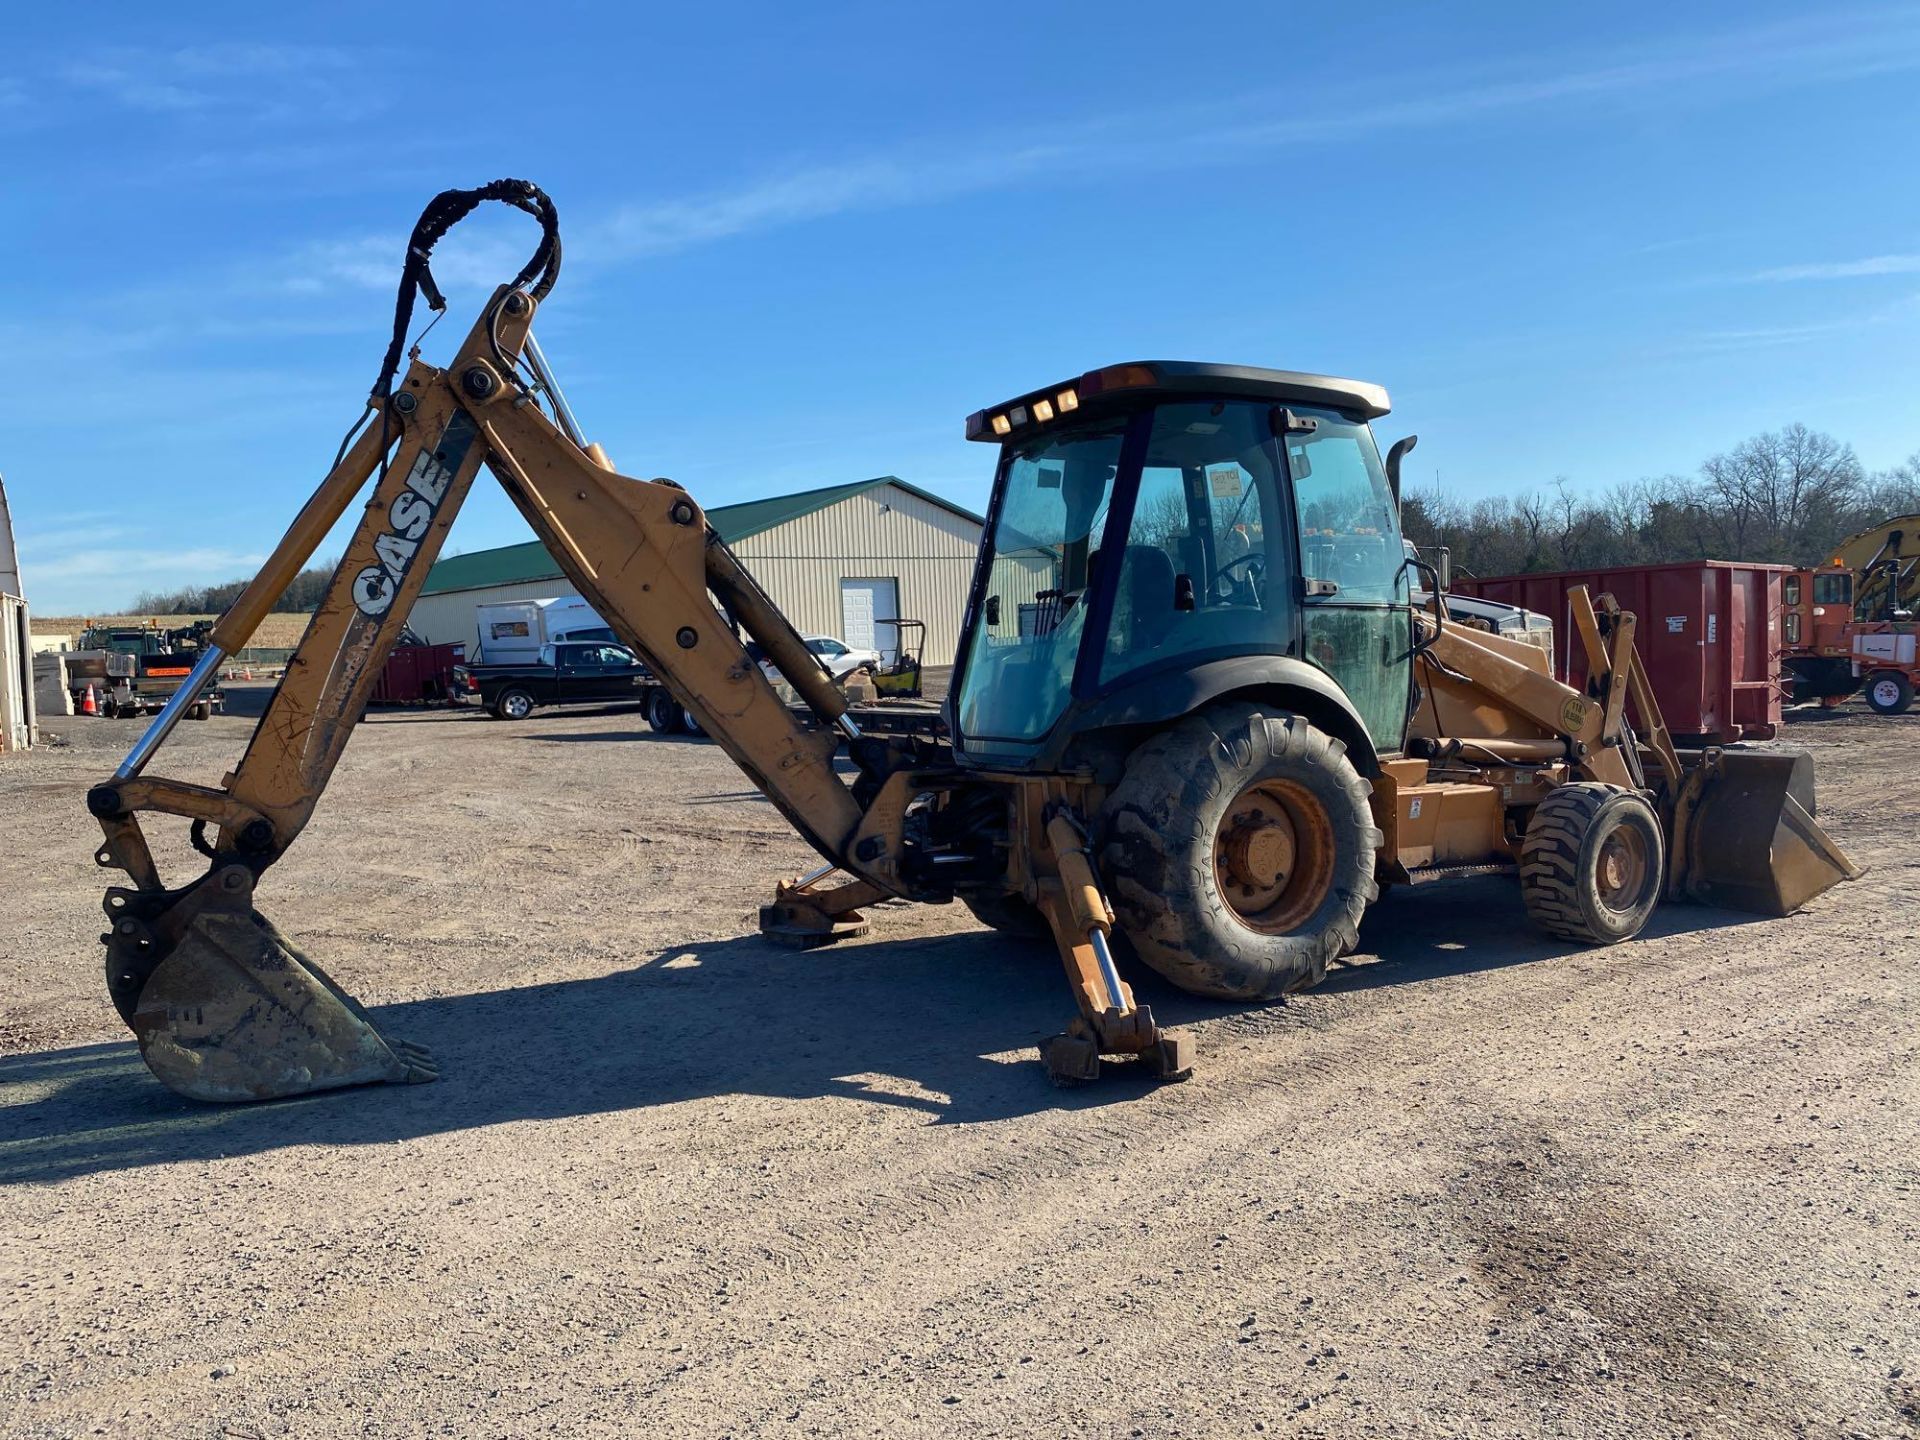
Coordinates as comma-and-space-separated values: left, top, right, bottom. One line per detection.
1454, 561, 1789, 744
370, 640, 467, 706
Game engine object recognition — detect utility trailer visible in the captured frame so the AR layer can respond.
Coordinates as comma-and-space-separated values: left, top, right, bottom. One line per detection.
474, 594, 615, 662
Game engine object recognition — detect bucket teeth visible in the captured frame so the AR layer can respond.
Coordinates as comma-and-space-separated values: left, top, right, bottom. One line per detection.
130, 907, 433, 1103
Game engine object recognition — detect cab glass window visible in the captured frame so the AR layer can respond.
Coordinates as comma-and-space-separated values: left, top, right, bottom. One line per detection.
956, 421, 1125, 742
1100, 402, 1294, 685
1812, 574, 1851, 605
1287, 414, 1404, 605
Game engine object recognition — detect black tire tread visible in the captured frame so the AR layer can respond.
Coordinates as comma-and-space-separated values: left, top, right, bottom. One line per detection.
1520, 782, 1661, 945
1866, 672, 1914, 716
1099, 703, 1381, 1001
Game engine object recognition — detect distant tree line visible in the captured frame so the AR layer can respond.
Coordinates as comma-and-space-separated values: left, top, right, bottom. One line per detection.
130, 559, 337, 616
1402, 425, 1920, 579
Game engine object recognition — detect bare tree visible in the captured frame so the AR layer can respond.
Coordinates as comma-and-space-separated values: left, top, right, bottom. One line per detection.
1394, 426, 1907, 579
1698, 425, 1862, 560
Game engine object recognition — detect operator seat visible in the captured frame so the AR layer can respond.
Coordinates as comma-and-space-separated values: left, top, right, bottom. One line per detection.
1117, 544, 1178, 654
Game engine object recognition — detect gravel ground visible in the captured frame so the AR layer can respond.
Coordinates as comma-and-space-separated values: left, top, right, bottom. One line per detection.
1, 693, 1914, 1438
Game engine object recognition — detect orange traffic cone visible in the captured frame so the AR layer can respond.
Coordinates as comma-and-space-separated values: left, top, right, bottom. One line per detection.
80, 683, 99, 716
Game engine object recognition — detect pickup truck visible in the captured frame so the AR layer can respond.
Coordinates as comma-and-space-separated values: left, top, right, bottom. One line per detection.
453, 641, 653, 720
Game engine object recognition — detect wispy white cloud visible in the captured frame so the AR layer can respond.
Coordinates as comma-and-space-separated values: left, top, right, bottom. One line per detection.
1657, 290, 1920, 357
594, 8, 1920, 263
1746, 254, 1920, 282
264, 6, 1920, 296
57, 42, 376, 122
14, 518, 266, 611
30, 545, 265, 585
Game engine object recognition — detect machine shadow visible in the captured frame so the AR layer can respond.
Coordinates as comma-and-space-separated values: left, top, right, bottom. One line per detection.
1326, 876, 1770, 993
0, 880, 1760, 1186
1781, 705, 1914, 727
529, 729, 687, 744
0, 926, 1177, 1186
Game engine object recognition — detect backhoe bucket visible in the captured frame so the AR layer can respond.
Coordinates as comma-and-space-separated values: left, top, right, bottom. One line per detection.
119, 869, 434, 1103
1676, 750, 1863, 916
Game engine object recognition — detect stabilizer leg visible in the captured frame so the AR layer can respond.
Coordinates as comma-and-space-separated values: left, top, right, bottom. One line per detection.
759, 870, 882, 949
1036, 811, 1194, 1086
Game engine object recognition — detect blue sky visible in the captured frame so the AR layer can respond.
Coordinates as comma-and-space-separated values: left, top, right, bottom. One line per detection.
4, 2, 1918, 614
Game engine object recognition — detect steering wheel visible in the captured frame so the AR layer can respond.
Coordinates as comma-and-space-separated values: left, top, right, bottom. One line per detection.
1212, 551, 1265, 603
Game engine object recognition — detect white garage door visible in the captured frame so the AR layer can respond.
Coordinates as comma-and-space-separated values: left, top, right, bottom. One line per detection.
839, 577, 899, 663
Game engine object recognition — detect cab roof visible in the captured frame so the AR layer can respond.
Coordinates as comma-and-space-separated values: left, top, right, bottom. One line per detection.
965, 361, 1391, 442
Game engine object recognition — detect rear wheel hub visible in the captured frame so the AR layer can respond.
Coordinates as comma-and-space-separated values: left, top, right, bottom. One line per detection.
1213, 780, 1335, 933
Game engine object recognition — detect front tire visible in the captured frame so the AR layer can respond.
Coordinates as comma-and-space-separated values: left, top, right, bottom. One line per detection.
1099, 703, 1380, 1000
1520, 783, 1664, 945
492, 687, 536, 721
1866, 671, 1913, 716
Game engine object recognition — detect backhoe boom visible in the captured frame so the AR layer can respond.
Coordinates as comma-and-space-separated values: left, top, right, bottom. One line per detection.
90, 282, 907, 1101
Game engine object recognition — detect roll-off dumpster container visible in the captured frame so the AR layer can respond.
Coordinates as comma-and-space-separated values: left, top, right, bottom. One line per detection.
1455, 560, 1789, 743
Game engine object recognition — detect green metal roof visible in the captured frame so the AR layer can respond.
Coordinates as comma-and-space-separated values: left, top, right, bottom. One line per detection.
421, 476, 984, 596
420, 540, 564, 595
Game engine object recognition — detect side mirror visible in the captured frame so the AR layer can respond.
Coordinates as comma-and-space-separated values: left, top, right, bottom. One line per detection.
984, 595, 1002, 627
1385, 434, 1418, 507
1432, 545, 1451, 593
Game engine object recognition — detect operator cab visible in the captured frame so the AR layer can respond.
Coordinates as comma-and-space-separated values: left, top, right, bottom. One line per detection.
952, 362, 1411, 770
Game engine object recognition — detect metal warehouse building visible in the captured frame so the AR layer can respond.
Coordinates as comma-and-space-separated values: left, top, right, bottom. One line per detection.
409, 476, 985, 666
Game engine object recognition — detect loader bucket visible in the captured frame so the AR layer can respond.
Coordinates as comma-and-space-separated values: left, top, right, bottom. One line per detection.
119, 869, 434, 1103
1677, 750, 1863, 916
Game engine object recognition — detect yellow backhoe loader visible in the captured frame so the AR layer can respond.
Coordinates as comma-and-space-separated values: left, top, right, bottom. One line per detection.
85, 182, 1860, 1103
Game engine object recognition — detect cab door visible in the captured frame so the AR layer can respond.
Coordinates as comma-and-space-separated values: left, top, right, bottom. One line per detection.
1284, 415, 1412, 751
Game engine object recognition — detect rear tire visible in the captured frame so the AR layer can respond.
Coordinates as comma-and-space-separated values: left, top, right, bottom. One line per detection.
680, 705, 706, 737
1099, 703, 1380, 1000
492, 687, 535, 721
189, 700, 211, 721
1520, 783, 1664, 945
1865, 671, 1913, 716
645, 688, 684, 734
